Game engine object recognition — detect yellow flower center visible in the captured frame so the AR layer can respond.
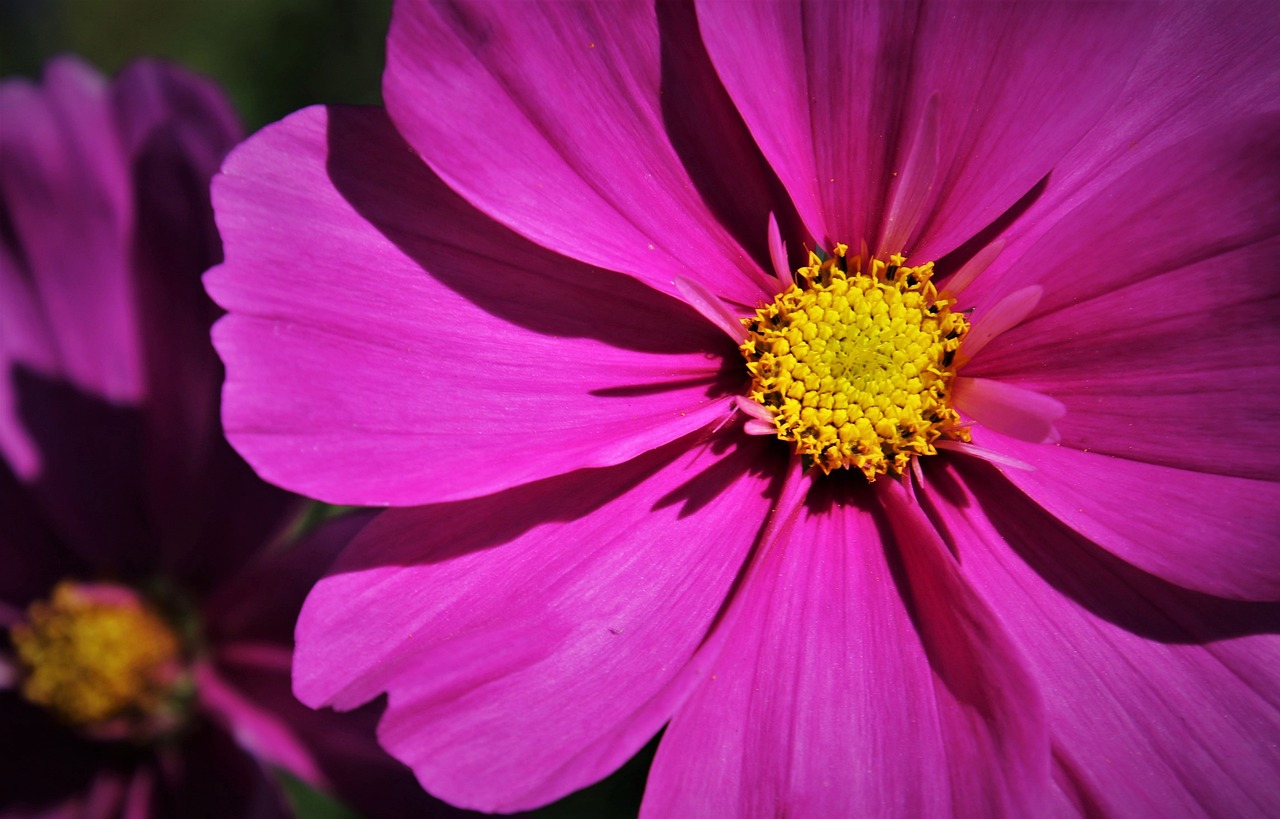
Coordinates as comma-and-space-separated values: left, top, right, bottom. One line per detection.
11, 581, 183, 731
741, 244, 970, 479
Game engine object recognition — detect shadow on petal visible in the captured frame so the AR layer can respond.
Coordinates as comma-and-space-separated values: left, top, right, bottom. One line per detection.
325, 107, 732, 360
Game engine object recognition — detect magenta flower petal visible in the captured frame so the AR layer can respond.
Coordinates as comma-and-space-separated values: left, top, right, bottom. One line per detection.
294, 435, 779, 812
695, 0, 1148, 258
645, 478, 1048, 816
383, 0, 772, 305
212, 3, 1280, 813
967, 429, 1280, 602
924, 464, 1280, 816
989, 3, 1280, 255
961, 112, 1280, 315
208, 106, 737, 505
0, 462, 77, 610
972, 242, 1280, 479
962, 117, 1280, 481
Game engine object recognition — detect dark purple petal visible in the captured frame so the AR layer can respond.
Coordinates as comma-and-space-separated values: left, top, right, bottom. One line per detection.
0, 457, 83, 610
215, 652, 472, 819
0, 692, 109, 816
112, 60, 296, 587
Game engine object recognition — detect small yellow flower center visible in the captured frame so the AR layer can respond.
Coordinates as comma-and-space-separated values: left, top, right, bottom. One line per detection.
11, 581, 183, 731
741, 245, 970, 479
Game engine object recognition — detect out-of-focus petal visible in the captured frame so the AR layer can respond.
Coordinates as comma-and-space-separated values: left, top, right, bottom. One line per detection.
195, 661, 326, 791
295, 433, 780, 812
208, 106, 738, 506
382, 0, 771, 305
0, 58, 138, 475
644, 476, 1048, 817
0, 694, 105, 816
204, 511, 372, 647
216, 651, 472, 819
696, 0, 1148, 258
0, 458, 82, 611
966, 429, 1280, 602
0, 57, 287, 591
110, 60, 295, 588
922, 459, 1280, 817
151, 721, 289, 819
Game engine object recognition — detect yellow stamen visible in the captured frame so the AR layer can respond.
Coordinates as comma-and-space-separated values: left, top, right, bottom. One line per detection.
11, 581, 181, 728
741, 244, 970, 479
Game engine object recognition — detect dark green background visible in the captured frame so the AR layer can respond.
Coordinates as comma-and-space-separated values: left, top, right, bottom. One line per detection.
1, 0, 390, 130
1, 1, 652, 816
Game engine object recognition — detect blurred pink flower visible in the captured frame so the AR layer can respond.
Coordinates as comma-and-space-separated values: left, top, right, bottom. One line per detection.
208, 2, 1280, 816
1, 57, 460, 819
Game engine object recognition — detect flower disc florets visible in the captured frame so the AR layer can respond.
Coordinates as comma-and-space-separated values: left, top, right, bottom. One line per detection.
741, 244, 970, 479
11, 581, 188, 739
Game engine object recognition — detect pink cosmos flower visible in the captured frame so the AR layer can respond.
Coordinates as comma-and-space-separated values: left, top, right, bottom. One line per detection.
0, 57, 460, 818
207, 2, 1280, 816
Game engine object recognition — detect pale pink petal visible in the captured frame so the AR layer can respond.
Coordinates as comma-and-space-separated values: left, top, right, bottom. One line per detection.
938, 238, 1003, 297
959, 285, 1042, 363
923, 461, 1280, 816
208, 106, 738, 505
294, 434, 779, 812
879, 94, 940, 254
673, 275, 749, 344
644, 475, 1048, 817
970, 428, 1280, 601
383, 0, 771, 305
696, 1, 1149, 258
952, 377, 1065, 445
766, 212, 793, 288
935, 439, 1034, 472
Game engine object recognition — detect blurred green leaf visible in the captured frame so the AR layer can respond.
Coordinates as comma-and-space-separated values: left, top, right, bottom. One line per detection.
0, 0, 391, 130
278, 769, 368, 819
